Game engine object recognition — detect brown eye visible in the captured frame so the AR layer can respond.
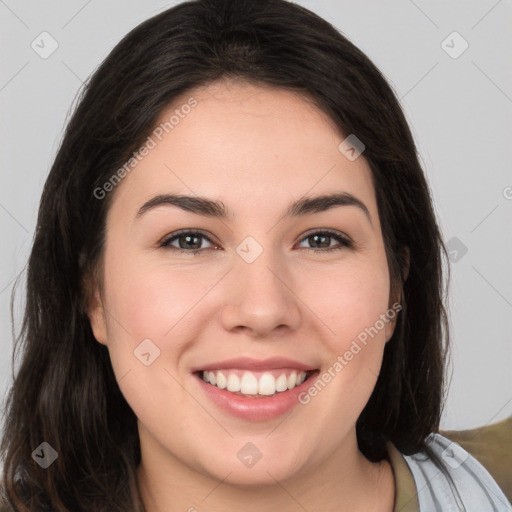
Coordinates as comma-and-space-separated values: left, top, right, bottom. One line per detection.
160, 230, 216, 254
159, 229, 353, 255
297, 230, 353, 253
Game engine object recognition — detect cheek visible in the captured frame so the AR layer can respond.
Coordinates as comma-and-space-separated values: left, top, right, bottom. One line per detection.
299, 258, 391, 409
294, 266, 391, 461
303, 257, 391, 351
99, 253, 202, 421
104, 250, 206, 342
100, 248, 225, 390
296, 267, 390, 440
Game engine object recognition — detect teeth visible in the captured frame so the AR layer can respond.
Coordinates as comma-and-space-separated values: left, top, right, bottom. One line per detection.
275, 374, 288, 392
227, 373, 241, 392
240, 372, 259, 394
287, 372, 297, 389
258, 373, 276, 395
201, 369, 309, 396
216, 371, 227, 389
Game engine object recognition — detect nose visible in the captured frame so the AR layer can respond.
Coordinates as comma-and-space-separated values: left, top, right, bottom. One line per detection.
220, 247, 301, 338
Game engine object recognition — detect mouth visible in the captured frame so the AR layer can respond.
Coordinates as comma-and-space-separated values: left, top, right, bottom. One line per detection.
193, 368, 318, 398
190, 356, 321, 420
192, 364, 321, 421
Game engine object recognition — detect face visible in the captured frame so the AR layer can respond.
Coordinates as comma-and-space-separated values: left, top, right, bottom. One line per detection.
88, 79, 400, 486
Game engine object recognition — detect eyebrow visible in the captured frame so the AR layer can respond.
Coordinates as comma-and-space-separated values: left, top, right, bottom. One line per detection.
135, 192, 373, 227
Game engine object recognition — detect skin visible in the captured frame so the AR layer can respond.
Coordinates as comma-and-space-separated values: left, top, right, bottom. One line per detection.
88, 79, 401, 511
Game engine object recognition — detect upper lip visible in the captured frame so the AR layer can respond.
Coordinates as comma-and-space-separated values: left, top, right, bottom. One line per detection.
191, 357, 317, 373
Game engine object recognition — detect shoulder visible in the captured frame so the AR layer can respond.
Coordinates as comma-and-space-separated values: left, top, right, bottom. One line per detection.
440, 415, 512, 503
401, 430, 512, 511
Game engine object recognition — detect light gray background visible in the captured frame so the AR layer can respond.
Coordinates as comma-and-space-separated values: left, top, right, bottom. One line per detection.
1, 0, 511, 431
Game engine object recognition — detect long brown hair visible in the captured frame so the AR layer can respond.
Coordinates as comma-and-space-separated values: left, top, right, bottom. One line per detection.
0, 0, 450, 509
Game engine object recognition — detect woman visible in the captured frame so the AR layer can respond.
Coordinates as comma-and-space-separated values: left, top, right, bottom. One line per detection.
1, 0, 510, 510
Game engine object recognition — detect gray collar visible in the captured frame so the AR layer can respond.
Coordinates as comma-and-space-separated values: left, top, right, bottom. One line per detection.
402, 433, 511, 511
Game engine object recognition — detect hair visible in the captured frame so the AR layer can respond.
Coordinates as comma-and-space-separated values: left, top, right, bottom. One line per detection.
0, 0, 451, 509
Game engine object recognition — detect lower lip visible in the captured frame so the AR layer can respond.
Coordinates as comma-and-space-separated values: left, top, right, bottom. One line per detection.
193, 371, 320, 421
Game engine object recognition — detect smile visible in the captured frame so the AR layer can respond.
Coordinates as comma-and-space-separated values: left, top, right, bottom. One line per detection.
198, 368, 314, 397
192, 362, 320, 421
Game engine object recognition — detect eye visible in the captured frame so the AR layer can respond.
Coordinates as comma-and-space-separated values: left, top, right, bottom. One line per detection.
297, 229, 353, 253
159, 230, 217, 255
159, 228, 353, 255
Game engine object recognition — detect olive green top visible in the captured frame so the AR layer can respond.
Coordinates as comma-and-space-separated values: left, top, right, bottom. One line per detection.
388, 416, 512, 511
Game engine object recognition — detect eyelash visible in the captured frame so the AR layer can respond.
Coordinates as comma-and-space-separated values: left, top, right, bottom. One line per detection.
159, 229, 353, 255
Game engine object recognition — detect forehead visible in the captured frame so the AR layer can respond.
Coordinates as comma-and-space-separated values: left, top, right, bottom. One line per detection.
108, 79, 379, 225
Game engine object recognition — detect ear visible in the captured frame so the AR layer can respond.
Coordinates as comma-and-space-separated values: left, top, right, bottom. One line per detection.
87, 284, 109, 346
385, 246, 410, 343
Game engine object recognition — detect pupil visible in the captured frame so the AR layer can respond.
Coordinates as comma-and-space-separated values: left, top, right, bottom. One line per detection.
311, 234, 328, 248
183, 235, 200, 249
